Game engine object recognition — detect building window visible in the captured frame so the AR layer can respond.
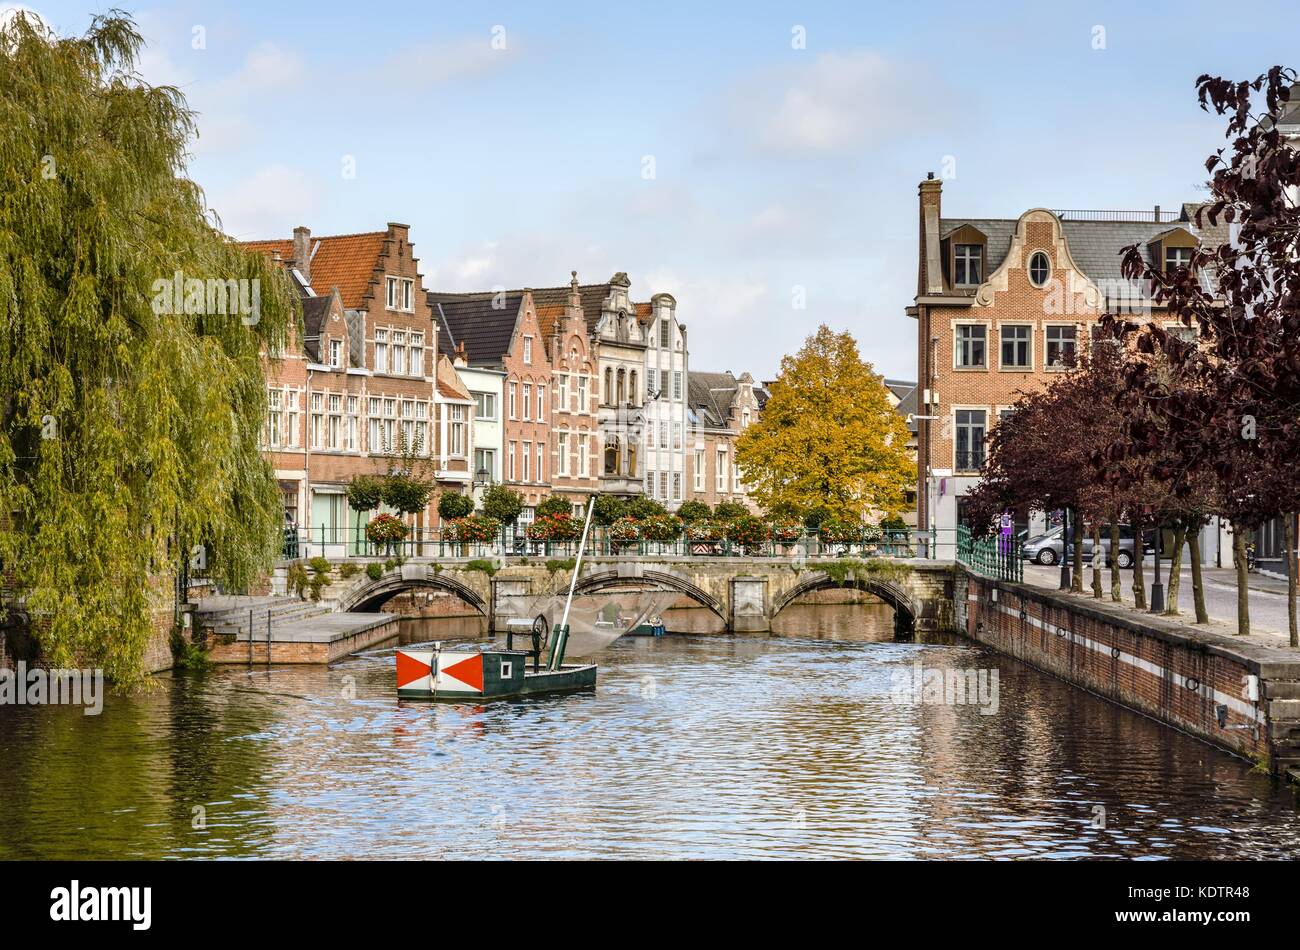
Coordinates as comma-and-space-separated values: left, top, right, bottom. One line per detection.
310, 392, 324, 449
646, 469, 656, 498
672, 371, 682, 401
346, 396, 358, 451
557, 374, 568, 408
267, 388, 282, 447
410, 333, 423, 376
508, 382, 517, 420
558, 432, 569, 475
647, 368, 659, 397
327, 394, 342, 449
716, 449, 727, 492
1000, 325, 1031, 369
1166, 246, 1193, 272
374, 328, 388, 373
386, 277, 397, 310
660, 318, 670, 348
522, 383, 532, 421
535, 442, 544, 482
329, 339, 342, 368
475, 447, 496, 482
401, 278, 413, 311
673, 422, 682, 450
577, 376, 588, 411
577, 433, 589, 476
955, 325, 986, 368
472, 391, 497, 420
693, 450, 704, 491
449, 405, 466, 457
1045, 325, 1077, 367
954, 244, 982, 286
672, 472, 681, 502
604, 367, 613, 405
1028, 251, 1051, 287
523, 336, 532, 364
391, 331, 406, 376
508, 441, 516, 480
955, 409, 987, 471
537, 384, 544, 421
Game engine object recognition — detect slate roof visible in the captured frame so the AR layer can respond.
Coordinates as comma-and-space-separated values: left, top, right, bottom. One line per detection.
894, 384, 919, 433
242, 231, 388, 309
428, 293, 524, 367
299, 294, 333, 362
884, 378, 916, 403
938, 206, 1221, 301
687, 370, 741, 429
430, 274, 647, 343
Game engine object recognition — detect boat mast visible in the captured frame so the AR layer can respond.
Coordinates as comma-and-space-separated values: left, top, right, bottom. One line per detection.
549, 493, 597, 670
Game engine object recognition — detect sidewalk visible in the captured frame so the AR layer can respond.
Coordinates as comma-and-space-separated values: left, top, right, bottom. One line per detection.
1021, 561, 1298, 645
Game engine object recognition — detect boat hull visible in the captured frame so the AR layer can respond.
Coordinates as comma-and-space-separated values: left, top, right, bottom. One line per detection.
396, 647, 596, 701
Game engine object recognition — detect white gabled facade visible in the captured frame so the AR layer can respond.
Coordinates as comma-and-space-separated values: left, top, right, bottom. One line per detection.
642, 293, 688, 510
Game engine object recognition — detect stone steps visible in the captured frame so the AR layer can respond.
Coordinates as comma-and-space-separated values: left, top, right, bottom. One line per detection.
197, 597, 333, 640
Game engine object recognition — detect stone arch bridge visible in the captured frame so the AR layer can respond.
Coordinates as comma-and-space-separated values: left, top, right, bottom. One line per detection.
326, 556, 957, 635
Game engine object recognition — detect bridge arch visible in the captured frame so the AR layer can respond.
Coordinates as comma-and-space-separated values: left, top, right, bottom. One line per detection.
573, 569, 728, 624
772, 571, 918, 624
338, 572, 488, 615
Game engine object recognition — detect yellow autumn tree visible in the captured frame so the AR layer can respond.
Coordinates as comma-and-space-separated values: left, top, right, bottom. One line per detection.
736, 326, 914, 522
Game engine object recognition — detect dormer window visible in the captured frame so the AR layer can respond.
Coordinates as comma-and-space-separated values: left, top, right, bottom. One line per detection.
1165, 246, 1193, 272
954, 244, 982, 286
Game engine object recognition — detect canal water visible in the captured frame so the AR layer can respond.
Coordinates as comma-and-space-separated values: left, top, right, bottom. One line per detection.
2, 601, 1298, 860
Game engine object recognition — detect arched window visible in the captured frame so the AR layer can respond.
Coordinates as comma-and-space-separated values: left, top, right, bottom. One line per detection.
616, 368, 626, 406
604, 436, 620, 475
629, 370, 639, 406
604, 367, 613, 405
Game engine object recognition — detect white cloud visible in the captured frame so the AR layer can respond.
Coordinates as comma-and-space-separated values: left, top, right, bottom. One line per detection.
377, 34, 518, 90
728, 51, 948, 156
210, 164, 318, 239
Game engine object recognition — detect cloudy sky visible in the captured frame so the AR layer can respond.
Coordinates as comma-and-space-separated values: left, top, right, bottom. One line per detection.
11, 1, 1298, 380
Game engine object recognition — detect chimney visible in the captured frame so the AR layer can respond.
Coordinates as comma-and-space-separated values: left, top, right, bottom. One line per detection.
454, 340, 468, 367
919, 176, 943, 296
292, 226, 311, 284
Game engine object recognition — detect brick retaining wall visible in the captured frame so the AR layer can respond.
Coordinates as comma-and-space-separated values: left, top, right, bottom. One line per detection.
957, 569, 1300, 773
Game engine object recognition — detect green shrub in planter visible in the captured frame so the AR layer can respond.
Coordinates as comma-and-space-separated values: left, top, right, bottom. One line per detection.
677, 500, 711, 523
346, 474, 384, 512
536, 495, 574, 519
438, 490, 474, 521
366, 563, 383, 581
726, 514, 770, 549
591, 494, 628, 526
481, 483, 524, 525
714, 501, 748, 522
625, 497, 667, 519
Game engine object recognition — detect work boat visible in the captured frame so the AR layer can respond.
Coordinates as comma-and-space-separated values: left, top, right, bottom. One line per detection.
395, 499, 671, 701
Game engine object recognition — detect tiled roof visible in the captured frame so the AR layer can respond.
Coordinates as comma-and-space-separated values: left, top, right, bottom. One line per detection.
242, 231, 388, 309
429, 293, 523, 367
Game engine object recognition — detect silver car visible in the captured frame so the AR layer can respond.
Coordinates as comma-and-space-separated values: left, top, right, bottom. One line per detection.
1022, 524, 1141, 569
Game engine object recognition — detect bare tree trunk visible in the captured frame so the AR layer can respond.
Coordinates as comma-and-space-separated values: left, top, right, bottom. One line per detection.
1109, 520, 1121, 602
1091, 524, 1102, 598
1188, 528, 1209, 624
1232, 525, 1250, 637
1132, 516, 1146, 610
1071, 508, 1084, 593
1164, 523, 1186, 616
1287, 513, 1297, 648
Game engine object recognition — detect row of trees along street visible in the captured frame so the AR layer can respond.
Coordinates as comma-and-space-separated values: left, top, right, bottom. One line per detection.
966, 66, 1300, 648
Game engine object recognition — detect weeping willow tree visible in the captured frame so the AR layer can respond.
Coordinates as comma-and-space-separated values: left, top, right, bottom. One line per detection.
0, 12, 295, 685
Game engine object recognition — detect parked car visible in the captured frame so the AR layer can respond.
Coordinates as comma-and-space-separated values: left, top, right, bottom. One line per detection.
1023, 524, 1147, 569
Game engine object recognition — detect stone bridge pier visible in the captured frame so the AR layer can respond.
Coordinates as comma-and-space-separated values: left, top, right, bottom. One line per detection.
323, 557, 958, 636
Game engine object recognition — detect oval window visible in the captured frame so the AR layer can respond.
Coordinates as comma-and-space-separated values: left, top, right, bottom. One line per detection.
1028, 251, 1051, 287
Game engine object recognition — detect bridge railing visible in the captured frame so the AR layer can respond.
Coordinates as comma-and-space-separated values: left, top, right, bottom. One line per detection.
956, 525, 1023, 582
279, 525, 959, 563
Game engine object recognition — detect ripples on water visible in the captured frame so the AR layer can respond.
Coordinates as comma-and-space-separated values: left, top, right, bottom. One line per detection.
0, 603, 1297, 860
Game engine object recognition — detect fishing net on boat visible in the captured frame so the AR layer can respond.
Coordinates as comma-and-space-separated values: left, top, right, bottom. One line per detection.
497, 589, 677, 657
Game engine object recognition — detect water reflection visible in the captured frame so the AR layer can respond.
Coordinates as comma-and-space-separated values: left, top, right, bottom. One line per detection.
0, 602, 1296, 859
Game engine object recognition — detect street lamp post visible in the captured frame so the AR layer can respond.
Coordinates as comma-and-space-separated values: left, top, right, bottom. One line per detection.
1058, 507, 1071, 591
1149, 519, 1165, 613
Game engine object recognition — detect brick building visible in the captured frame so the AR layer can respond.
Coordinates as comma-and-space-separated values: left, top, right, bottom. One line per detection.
685, 370, 764, 512
536, 274, 601, 511
909, 177, 1220, 556
243, 223, 468, 556
431, 290, 552, 517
